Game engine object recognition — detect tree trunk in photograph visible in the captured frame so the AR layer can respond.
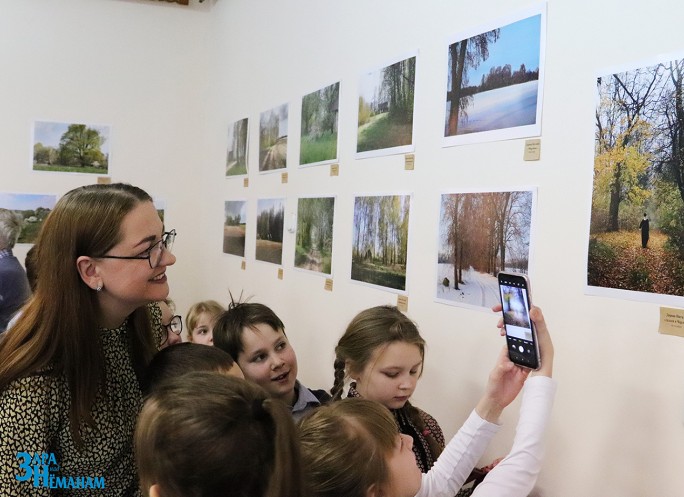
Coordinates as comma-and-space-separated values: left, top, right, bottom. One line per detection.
448, 41, 468, 135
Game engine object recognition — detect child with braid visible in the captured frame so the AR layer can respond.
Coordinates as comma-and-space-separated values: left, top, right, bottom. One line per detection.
331, 305, 497, 492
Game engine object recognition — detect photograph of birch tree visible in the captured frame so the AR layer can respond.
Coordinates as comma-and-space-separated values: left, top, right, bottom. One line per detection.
295, 197, 334, 274
437, 190, 533, 309
352, 195, 410, 291
588, 58, 684, 297
226, 118, 248, 176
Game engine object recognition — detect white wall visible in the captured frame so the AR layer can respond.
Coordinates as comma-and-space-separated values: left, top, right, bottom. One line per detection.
1, 0, 684, 495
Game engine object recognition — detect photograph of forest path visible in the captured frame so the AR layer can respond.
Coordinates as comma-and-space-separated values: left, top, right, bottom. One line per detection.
588, 60, 684, 297
300, 83, 339, 165
223, 201, 247, 257
295, 197, 334, 274
259, 104, 288, 171
33, 121, 110, 174
445, 14, 541, 137
357, 56, 415, 154
352, 195, 410, 291
226, 118, 248, 176
437, 191, 533, 309
255, 198, 284, 265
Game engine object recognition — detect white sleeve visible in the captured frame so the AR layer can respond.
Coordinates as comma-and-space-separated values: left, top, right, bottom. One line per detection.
415, 410, 500, 497
472, 376, 557, 497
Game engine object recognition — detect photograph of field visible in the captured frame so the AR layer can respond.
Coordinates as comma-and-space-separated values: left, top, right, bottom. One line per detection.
255, 198, 285, 265
300, 82, 339, 166
352, 195, 410, 291
259, 104, 288, 172
357, 56, 415, 156
0, 192, 57, 244
224, 200, 247, 257
295, 197, 334, 274
33, 121, 111, 174
588, 57, 684, 301
444, 10, 543, 145
437, 190, 534, 309
226, 118, 249, 176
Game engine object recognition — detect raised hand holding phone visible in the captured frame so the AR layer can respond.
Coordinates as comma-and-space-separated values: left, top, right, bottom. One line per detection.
497, 271, 541, 370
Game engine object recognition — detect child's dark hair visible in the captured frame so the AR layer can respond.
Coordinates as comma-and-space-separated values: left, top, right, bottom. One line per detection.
143, 342, 237, 395
136, 372, 304, 497
213, 298, 285, 360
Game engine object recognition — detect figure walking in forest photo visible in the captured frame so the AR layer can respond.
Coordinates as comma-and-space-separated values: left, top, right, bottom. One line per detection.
588, 58, 684, 298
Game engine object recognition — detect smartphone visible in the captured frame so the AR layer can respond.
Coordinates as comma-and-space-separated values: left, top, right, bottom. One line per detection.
497, 272, 541, 370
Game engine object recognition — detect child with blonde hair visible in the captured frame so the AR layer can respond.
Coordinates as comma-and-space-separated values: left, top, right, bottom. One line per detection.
185, 299, 224, 345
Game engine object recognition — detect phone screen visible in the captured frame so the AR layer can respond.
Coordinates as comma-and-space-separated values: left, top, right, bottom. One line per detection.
498, 272, 540, 369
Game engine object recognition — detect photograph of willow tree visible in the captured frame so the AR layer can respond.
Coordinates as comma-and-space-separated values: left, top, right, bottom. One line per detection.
300, 83, 339, 166
588, 59, 684, 297
259, 104, 288, 172
352, 195, 410, 291
226, 118, 248, 176
255, 198, 285, 265
224, 200, 247, 257
357, 56, 415, 154
33, 121, 110, 174
445, 14, 541, 138
0, 193, 56, 244
295, 197, 334, 274
437, 191, 533, 309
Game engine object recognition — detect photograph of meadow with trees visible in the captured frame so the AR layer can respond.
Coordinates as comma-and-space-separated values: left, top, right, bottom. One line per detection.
223, 200, 247, 257
255, 198, 285, 265
437, 190, 533, 309
33, 121, 110, 174
300, 83, 339, 166
352, 195, 410, 291
588, 58, 684, 298
295, 197, 334, 274
444, 12, 542, 143
226, 118, 249, 177
0, 192, 56, 244
357, 56, 415, 155
259, 104, 288, 172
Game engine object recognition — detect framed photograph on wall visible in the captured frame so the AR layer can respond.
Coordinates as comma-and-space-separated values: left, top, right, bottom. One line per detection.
356, 55, 416, 159
259, 104, 288, 173
300, 82, 340, 167
255, 198, 285, 265
443, 5, 546, 147
351, 194, 411, 292
226, 118, 249, 177
0, 192, 57, 244
436, 189, 536, 310
224, 200, 248, 257
294, 196, 335, 275
32, 120, 112, 175
587, 54, 684, 306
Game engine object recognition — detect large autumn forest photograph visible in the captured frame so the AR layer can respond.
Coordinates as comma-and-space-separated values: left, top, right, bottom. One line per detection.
352, 195, 410, 291
588, 58, 684, 298
437, 191, 534, 309
357, 56, 415, 155
444, 13, 542, 143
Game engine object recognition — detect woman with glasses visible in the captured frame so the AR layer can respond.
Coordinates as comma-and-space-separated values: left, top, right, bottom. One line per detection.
0, 183, 176, 496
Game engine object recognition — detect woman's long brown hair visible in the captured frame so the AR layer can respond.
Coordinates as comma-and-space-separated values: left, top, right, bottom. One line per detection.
0, 183, 158, 447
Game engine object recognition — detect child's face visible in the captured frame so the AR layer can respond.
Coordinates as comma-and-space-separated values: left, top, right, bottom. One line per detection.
236, 323, 298, 406
354, 341, 422, 410
384, 433, 423, 497
190, 311, 215, 346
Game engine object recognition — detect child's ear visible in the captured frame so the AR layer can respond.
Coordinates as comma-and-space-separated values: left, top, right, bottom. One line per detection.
366, 483, 385, 497
148, 484, 162, 497
345, 359, 358, 380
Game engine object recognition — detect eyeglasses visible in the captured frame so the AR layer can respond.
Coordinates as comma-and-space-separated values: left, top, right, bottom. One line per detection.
98, 230, 176, 269
161, 315, 182, 346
